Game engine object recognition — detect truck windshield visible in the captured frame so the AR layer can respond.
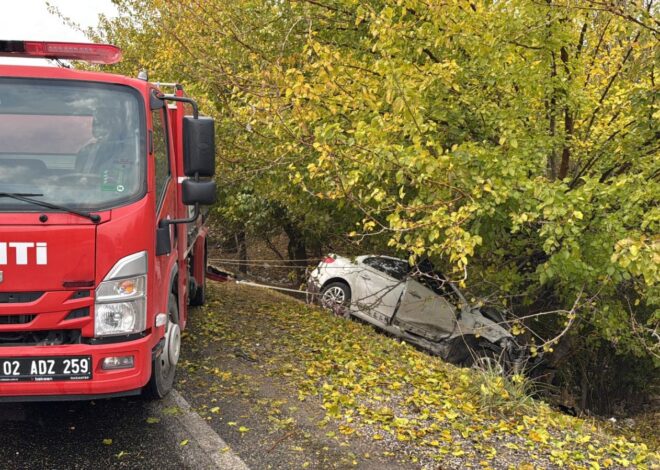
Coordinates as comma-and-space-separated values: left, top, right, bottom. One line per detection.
0, 78, 146, 212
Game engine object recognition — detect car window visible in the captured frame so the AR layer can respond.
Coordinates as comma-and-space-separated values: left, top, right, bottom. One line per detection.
363, 257, 410, 281
415, 271, 455, 298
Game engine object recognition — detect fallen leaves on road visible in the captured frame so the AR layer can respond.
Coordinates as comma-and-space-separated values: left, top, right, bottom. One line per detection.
162, 406, 181, 416
185, 282, 658, 469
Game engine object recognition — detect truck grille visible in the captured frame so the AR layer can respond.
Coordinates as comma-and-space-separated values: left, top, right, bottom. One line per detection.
0, 292, 44, 303
0, 329, 82, 347
65, 307, 90, 320
0, 314, 36, 325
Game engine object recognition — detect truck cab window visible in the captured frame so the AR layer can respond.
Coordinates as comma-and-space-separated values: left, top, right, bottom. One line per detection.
0, 78, 146, 212
152, 108, 171, 207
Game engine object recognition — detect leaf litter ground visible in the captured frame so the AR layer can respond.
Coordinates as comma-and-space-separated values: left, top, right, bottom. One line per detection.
176, 282, 658, 469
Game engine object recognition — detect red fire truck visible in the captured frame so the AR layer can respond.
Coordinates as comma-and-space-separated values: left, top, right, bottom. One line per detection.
0, 41, 216, 401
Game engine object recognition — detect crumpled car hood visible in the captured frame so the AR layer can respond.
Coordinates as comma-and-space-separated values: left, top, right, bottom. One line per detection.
452, 308, 512, 344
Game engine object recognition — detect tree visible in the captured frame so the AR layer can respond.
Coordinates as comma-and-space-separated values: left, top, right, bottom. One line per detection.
84, 0, 659, 412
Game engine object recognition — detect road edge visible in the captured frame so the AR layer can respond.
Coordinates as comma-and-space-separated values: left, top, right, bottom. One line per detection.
157, 389, 250, 470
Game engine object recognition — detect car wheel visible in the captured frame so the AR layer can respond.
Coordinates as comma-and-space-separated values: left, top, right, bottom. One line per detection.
144, 294, 180, 399
320, 282, 351, 317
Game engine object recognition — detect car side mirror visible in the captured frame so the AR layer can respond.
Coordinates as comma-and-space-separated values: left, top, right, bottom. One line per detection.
182, 179, 216, 205
183, 116, 215, 177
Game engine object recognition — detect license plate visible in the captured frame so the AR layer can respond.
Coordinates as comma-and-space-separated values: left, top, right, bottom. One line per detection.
0, 356, 92, 382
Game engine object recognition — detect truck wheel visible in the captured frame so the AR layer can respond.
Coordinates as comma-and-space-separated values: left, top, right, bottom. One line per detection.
145, 294, 180, 399
189, 241, 207, 307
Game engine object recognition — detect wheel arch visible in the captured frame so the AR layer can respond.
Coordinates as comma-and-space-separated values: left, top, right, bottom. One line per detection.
168, 263, 181, 325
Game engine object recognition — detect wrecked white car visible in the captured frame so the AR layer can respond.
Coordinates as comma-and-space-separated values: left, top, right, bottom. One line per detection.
308, 255, 523, 372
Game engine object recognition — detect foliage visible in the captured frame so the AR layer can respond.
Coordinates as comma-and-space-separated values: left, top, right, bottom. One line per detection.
84, 0, 659, 407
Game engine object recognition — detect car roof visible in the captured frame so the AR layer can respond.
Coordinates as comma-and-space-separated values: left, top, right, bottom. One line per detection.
355, 255, 406, 263
329, 254, 407, 265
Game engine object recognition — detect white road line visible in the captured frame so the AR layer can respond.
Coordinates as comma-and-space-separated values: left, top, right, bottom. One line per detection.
159, 389, 250, 470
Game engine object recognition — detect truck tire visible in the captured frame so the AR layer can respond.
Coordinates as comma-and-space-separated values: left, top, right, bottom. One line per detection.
189, 241, 207, 307
145, 294, 180, 399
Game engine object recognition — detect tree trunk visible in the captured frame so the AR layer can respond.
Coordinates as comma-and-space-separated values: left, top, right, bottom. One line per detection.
559, 111, 573, 180
580, 360, 589, 413
236, 231, 248, 274
282, 222, 307, 286
558, 46, 574, 180
546, 30, 558, 179
308, 236, 323, 259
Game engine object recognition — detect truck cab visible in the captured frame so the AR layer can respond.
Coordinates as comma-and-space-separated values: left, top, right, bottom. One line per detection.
0, 41, 216, 401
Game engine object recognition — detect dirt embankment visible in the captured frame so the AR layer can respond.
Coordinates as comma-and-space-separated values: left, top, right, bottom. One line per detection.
177, 281, 658, 469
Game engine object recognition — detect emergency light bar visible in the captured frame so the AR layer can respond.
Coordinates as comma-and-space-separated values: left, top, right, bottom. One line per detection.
0, 40, 122, 64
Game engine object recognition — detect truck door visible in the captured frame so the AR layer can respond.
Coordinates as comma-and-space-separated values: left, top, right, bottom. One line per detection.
152, 105, 177, 314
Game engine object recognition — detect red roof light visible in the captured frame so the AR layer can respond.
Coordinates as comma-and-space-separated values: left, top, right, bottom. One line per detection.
0, 40, 122, 64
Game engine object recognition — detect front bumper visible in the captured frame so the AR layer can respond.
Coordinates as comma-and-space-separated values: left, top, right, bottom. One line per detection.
0, 335, 153, 400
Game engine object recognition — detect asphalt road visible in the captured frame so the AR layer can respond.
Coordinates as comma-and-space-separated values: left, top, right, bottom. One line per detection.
0, 390, 247, 470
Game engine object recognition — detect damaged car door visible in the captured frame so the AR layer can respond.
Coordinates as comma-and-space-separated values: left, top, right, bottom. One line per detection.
354, 257, 408, 325
391, 277, 457, 341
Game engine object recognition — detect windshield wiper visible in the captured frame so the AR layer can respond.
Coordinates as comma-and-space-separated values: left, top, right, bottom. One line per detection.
0, 192, 101, 223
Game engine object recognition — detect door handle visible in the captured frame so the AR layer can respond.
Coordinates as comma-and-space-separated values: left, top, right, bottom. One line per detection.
409, 291, 421, 299
360, 275, 371, 280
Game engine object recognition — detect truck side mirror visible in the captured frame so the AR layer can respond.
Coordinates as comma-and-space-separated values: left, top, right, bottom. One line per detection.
182, 179, 216, 205
183, 116, 215, 177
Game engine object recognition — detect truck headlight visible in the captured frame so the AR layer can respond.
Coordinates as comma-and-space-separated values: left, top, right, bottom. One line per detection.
95, 252, 147, 337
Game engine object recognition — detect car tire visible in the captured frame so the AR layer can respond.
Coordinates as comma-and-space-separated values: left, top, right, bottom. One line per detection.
144, 294, 180, 399
320, 282, 351, 317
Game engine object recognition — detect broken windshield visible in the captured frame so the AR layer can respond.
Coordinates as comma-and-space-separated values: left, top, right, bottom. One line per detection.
0, 78, 146, 212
